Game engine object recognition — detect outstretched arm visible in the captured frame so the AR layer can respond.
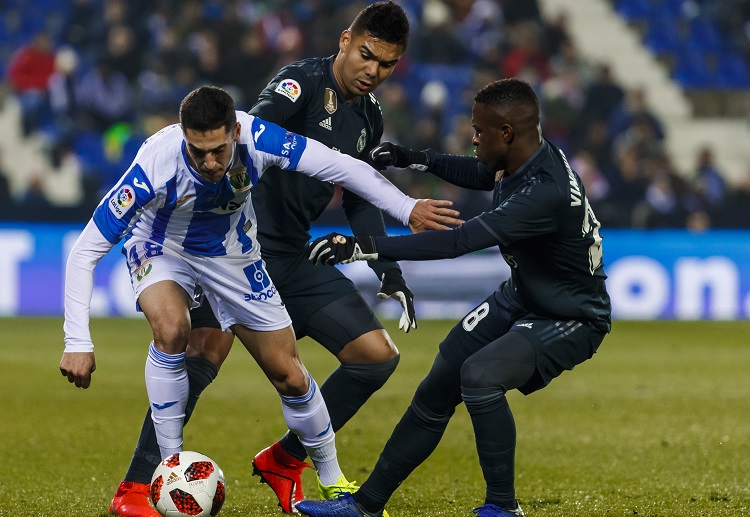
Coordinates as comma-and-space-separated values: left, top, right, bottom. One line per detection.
297, 138, 463, 231
60, 220, 114, 389
309, 218, 500, 265
370, 142, 495, 191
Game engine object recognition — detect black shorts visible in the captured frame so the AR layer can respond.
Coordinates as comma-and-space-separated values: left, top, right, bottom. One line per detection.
190, 251, 382, 354
439, 290, 606, 395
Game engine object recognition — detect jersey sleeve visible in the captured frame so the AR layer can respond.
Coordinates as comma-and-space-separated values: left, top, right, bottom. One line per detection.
63, 220, 116, 352
297, 138, 416, 226
425, 150, 495, 191
249, 65, 312, 125
92, 154, 158, 243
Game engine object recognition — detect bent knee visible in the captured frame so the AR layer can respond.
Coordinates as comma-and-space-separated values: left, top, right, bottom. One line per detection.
151, 321, 191, 353
272, 367, 311, 397
339, 329, 399, 363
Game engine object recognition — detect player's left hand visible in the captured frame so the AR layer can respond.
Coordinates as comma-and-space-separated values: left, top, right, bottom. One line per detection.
308, 233, 379, 265
409, 199, 463, 233
60, 351, 96, 389
377, 269, 416, 333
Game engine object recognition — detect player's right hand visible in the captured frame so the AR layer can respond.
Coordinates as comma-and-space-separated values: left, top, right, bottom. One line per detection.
409, 199, 463, 233
370, 142, 430, 171
60, 351, 96, 389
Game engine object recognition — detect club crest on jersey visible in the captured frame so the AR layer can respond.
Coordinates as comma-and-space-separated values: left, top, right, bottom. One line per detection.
274, 78, 301, 102
324, 88, 337, 114
356, 128, 367, 153
228, 166, 251, 192
109, 185, 134, 219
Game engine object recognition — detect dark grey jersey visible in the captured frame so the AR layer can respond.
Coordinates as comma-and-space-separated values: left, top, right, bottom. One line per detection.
249, 56, 387, 261
375, 139, 611, 331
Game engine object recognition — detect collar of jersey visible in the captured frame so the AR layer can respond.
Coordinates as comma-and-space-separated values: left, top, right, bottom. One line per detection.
499, 139, 548, 190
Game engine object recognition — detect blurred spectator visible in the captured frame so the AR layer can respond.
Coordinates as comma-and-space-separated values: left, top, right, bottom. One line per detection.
692, 146, 728, 208
502, 21, 551, 80
632, 156, 689, 228
0, 165, 11, 220
582, 63, 625, 125
502, 0, 542, 25
609, 87, 665, 142
15, 175, 56, 221
454, 0, 505, 65
378, 82, 414, 144
612, 113, 664, 165
151, 26, 197, 76
105, 24, 143, 82
544, 10, 571, 58
571, 150, 610, 203
411, 0, 468, 64
136, 57, 182, 117
6, 31, 56, 137
48, 47, 81, 149
76, 57, 132, 132
64, 0, 98, 51
222, 30, 277, 107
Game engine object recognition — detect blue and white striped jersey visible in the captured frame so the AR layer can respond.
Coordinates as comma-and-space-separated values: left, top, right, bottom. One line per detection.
92, 111, 307, 259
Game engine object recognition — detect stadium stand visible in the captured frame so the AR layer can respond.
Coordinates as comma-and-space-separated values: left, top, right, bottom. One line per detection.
1, 0, 750, 228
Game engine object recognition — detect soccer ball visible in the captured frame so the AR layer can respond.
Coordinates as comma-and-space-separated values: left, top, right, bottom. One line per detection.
150, 451, 225, 517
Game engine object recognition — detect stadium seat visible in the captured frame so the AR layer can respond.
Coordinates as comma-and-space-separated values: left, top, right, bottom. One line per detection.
643, 16, 682, 56
687, 19, 724, 53
672, 52, 714, 89
615, 0, 650, 21
716, 53, 750, 89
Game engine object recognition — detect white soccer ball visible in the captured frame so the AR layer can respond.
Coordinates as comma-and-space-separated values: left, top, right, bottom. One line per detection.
150, 451, 225, 517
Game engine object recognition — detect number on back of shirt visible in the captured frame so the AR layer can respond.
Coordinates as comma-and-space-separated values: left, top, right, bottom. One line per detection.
583, 197, 602, 274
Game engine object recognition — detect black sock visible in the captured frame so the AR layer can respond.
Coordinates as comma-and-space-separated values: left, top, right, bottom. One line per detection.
353, 490, 385, 514
463, 387, 516, 508
124, 356, 217, 484
280, 357, 400, 461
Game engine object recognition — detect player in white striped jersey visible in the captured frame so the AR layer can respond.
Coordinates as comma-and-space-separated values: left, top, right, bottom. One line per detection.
59, 87, 460, 496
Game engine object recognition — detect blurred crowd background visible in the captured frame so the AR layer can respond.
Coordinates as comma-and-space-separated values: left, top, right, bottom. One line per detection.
2, 0, 750, 228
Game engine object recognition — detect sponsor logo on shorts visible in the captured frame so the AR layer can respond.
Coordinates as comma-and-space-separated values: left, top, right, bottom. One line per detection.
135, 261, 153, 282
274, 78, 301, 102
515, 322, 534, 329
244, 285, 278, 302
109, 185, 135, 219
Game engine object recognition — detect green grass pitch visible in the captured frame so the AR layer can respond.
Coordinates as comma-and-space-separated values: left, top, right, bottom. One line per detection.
1, 317, 749, 516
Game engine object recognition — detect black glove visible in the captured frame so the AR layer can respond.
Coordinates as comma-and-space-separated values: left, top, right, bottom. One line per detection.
308, 233, 378, 265
377, 269, 416, 333
369, 142, 430, 171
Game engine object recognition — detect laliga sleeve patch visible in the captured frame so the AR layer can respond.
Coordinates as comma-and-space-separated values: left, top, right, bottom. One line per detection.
274, 78, 302, 103
108, 185, 135, 219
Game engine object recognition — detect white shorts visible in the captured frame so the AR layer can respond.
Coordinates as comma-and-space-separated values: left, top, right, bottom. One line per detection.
124, 239, 291, 332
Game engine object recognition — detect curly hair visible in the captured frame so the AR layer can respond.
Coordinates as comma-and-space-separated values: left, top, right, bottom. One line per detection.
474, 79, 540, 118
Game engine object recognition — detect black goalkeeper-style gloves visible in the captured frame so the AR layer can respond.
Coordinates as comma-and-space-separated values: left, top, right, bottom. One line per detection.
308, 233, 378, 265
369, 142, 430, 171
377, 269, 416, 333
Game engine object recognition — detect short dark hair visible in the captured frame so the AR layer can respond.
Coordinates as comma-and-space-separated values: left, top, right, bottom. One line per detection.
179, 86, 236, 134
350, 1, 410, 49
474, 79, 540, 118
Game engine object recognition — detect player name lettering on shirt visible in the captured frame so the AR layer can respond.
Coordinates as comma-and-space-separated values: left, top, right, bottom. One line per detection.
558, 149, 582, 206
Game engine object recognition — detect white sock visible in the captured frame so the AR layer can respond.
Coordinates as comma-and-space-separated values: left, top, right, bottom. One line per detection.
145, 342, 188, 459
279, 374, 343, 485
